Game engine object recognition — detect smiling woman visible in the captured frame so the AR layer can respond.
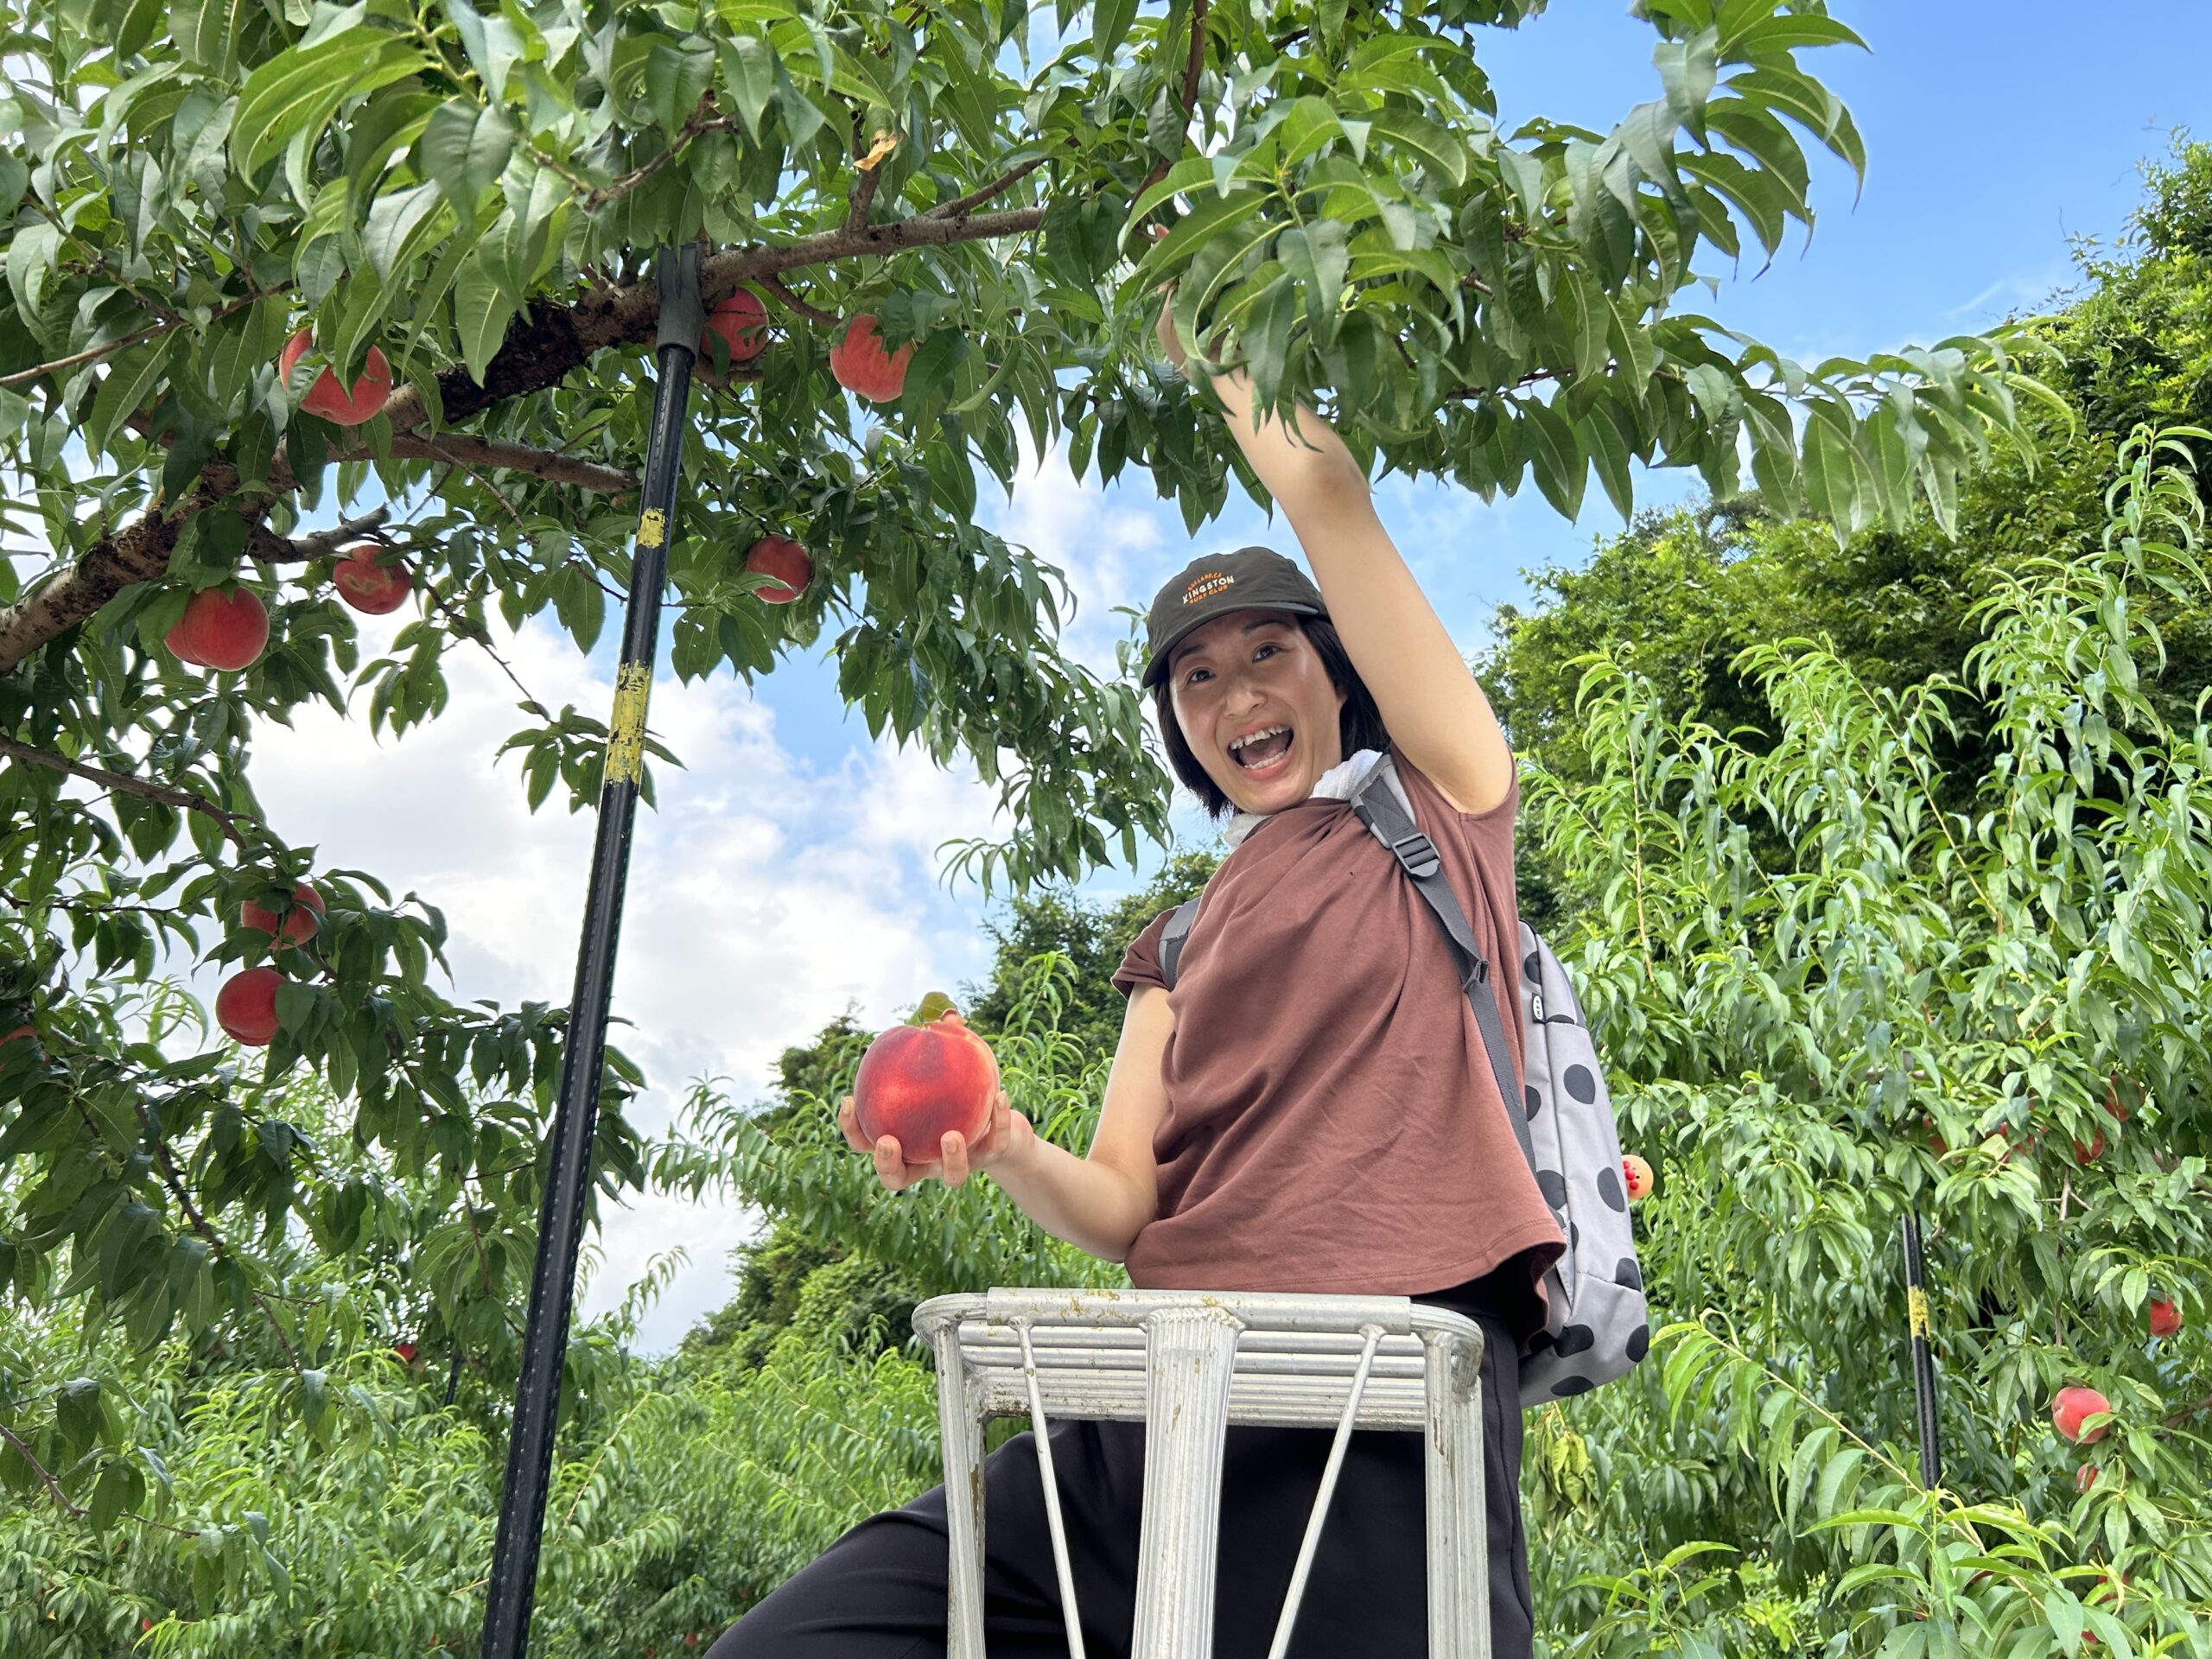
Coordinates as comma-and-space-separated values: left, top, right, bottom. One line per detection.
727, 305, 1563, 1659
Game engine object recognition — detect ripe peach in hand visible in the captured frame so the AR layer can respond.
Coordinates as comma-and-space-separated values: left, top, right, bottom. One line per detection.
744, 536, 812, 604
853, 1004, 998, 1152
280, 329, 392, 426
2051, 1384, 2113, 1444
829, 314, 913, 403
241, 882, 323, 947
334, 545, 412, 615
216, 967, 283, 1046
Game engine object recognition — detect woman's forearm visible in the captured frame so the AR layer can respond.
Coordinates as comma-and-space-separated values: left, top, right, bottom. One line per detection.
1198, 365, 1371, 521
987, 1134, 1155, 1263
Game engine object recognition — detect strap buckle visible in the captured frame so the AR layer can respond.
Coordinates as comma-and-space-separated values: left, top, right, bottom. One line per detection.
1388, 830, 1440, 880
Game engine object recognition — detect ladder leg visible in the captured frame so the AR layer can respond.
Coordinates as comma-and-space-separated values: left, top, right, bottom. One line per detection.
1131, 1306, 1243, 1659
1421, 1325, 1491, 1659
931, 1325, 988, 1659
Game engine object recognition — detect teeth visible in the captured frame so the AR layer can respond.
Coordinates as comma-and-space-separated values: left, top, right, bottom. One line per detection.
1230, 725, 1288, 753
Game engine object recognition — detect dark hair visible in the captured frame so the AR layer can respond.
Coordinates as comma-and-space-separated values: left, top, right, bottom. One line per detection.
1152, 614, 1391, 819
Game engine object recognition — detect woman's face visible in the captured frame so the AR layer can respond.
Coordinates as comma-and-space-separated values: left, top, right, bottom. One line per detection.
1166, 609, 1348, 816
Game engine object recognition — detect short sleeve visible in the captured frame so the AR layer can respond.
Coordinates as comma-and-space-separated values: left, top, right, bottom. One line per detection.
1112, 908, 1176, 999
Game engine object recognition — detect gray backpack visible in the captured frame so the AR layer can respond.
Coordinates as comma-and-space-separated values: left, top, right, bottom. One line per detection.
1158, 754, 1649, 1408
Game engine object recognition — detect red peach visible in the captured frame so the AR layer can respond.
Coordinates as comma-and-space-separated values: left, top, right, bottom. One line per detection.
215, 967, 283, 1047
2104, 1077, 2132, 1122
2, 1024, 33, 1048
744, 536, 812, 604
702, 289, 768, 363
853, 1013, 998, 1153
1622, 1154, 1654, 1202
2051, 1384, 2113, 1444
2149, 1298, 2182, 1339
394, 1340, 418, 1364
2074, 1126, 2107, 1165
176, 588, 270, 672
333, 545, 413, 615
2075, 1463, 2100, 1493
829, 314, 913, 403
240, 883, 323, 947
280, 329, 392, 426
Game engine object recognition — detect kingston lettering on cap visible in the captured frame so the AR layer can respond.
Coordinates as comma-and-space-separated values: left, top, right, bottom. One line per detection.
1142, 546, 1328, 687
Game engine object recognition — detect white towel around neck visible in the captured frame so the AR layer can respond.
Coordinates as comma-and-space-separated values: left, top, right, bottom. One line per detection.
1220, 747, 1387, 849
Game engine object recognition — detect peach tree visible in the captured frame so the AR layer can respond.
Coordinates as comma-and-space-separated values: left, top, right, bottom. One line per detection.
1, 0, 2044, 1580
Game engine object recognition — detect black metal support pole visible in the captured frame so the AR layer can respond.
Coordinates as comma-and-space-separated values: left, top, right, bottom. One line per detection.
479, 245, 705, 1659
1900, 1211, 1942, 1489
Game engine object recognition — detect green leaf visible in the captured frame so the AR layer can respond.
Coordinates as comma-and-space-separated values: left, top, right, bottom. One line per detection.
720, 35, 779, 139
168, 0, 249, 75
1580, 400, 1635, 519
1370, 110, 1467, 188
85, 337, 172, 461
418, 100, 514, 213
1276, 219, 1350, 336
232, 34, 425, 181
1520, 395, 1587, 520
453, 251, 518, 389
361, 182, 451, 283
1092, 0, 1137, 61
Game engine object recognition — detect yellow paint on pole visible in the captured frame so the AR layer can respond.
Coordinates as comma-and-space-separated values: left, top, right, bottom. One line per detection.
605, 663, 652, 787
1907, 1286, 1932, 1341
637, 508, 669, 550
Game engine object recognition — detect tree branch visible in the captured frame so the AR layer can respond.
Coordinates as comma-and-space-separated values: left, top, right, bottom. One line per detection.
0, 290, 274, 391
756, 273, 840, 328
1136, 0, 1212, 200
847, 128, 902, 231
0, 204, 1045, 676
245, 506, 392, 565
344, 435, 637, 493
926, 155, 1052, 221
0, 1421, 84, 1518
0, 736, 254, 846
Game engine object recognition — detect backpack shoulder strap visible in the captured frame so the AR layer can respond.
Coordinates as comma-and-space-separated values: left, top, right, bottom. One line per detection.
1349, 757, 1544, 1185
1158, 897, 1202, 990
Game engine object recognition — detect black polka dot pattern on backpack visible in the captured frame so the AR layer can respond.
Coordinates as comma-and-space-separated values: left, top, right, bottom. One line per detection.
1510, 919, 1650, 1408
1595, 1163, 1625, 1212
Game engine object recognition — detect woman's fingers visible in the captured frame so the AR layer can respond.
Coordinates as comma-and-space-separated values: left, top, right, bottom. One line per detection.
939, 1131, 972, 1188
837, 1096, 872, 1154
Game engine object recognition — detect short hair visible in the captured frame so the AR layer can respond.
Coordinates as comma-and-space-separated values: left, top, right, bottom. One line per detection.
1151, 614, 1392, 819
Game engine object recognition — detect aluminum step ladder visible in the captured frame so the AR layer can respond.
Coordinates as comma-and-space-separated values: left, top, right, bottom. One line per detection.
911, 1287, 1492, 1659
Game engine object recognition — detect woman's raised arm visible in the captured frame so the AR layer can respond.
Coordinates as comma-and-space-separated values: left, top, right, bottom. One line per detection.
1157, 304, 1514, 815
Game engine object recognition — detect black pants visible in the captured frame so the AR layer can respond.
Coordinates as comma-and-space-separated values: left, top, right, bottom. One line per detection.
707, 1282, 1533, 1659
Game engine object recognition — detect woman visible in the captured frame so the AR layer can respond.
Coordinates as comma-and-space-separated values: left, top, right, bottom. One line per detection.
709, 302, 1562, 1659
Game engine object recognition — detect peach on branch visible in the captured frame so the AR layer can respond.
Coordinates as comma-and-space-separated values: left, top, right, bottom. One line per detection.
334, 545, 413, 615
174, 588, 270, 672
744, 536, 812, 604
215, 967, 283, 1047
829, 314, 913, 403
241, 882, 323, 947
280, 329, 392, 426
852, 996, 998, 1154
2149, 1298, 2182, 1339
2051, 1384, 2113, 1444
702, 289, 768, 362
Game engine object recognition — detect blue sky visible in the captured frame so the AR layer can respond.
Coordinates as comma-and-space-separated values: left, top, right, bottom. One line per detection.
240, 3, 2212, 1351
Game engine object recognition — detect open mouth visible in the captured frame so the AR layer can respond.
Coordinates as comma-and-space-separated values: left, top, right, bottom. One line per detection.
1229, 724, 1294, 774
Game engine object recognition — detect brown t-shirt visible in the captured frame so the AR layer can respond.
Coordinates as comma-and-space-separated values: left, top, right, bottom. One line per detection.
1111, 746, 1563, 1306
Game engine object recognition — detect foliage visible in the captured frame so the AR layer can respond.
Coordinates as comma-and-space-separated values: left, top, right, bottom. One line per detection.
1516, 429, 2212, 1658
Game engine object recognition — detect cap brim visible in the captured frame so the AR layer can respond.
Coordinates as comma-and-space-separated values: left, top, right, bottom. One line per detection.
1140, 600, 1324, 688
